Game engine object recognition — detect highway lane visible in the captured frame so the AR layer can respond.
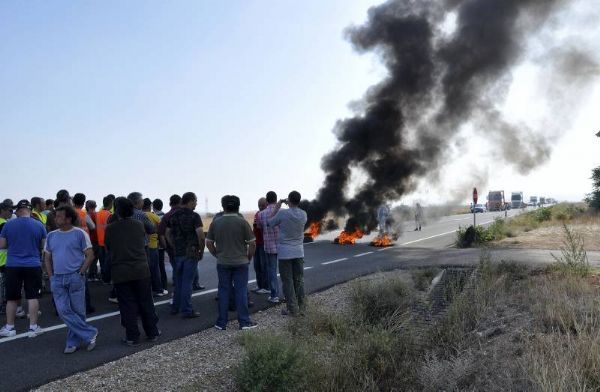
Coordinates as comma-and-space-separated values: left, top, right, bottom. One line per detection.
0, 208, 526, 391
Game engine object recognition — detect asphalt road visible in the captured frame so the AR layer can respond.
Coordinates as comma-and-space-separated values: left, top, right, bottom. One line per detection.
0, 208, 534, 391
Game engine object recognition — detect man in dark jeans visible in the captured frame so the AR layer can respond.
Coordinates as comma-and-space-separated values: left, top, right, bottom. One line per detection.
105, 197, 159, 346
207, 195, 257, 330
166, 192, 205, 318
267, 191, 307, 316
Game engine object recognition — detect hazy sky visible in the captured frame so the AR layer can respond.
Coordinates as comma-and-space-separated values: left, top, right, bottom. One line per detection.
1, 1, 598, 212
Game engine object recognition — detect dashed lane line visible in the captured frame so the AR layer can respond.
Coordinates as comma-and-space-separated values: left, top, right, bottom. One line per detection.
321, 258, 348, 265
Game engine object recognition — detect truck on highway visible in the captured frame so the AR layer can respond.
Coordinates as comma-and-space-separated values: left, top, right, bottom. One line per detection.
539, 197, 546, 207
511, 192, 525, 209
529, 196, 538, 207
487, 191, 506, 211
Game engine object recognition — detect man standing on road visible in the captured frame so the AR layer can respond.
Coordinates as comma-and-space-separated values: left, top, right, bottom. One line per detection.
0, 200, 47, 337
252, 198, 269, 294
158, 194, 181, 287
414, 203, 424, 232
207, 195, 257, 330
85, 200, 100, 282
96, 196, 113, 285
44, 206, 98, 354
166, 192, 205, 318
73, 193, 96, 235
127, 192, 156, 245
152, 199, 168, 294
267, 191, 307, 316
257, 191, 280, 303
143, 198, 166, 297
105, 197, 160, 346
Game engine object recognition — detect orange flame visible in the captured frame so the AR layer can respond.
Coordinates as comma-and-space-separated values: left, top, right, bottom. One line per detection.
304, 222, 321, 239
370, 234, 394, 247
334, 228, 364, 245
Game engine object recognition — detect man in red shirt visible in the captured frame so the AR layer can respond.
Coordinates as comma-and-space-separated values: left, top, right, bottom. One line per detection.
252, 198, 269, 294
85, 200, 100, 282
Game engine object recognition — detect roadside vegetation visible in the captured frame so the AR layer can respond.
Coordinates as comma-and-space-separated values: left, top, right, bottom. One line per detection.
234, 238, 600, 391
456, 202, 588, 248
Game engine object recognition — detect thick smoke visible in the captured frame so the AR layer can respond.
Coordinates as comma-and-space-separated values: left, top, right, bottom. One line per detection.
301, 0, 596, 232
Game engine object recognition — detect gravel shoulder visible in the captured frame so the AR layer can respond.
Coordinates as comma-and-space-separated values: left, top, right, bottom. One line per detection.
35, 270, 413, 392
493, 222, 600, 251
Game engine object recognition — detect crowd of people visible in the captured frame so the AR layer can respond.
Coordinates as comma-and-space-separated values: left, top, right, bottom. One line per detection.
0, 188, 307, 353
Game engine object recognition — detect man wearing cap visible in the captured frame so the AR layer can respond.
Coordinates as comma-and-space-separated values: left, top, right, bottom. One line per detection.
0, 200, 47, 337
0, 202, 13, 314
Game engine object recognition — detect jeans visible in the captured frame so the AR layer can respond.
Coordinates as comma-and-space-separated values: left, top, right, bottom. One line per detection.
158, 248, 168, 290
253, 246, 268, 290
216, 263, 250, 328
50, 273, 98, 348
278, 258, 305, 315
147, 248, 163, 293
114, 278, 159, 341
172, 257, 198, 315
265, 252, 279, 298
99, 246, 111, 284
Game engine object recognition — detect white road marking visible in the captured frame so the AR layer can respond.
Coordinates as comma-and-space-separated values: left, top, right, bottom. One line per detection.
377, 247, 393, 252
354, 252, 374, 258
322, 258, 348, 265
304, 266, 314, 270
400, 219, 496, 246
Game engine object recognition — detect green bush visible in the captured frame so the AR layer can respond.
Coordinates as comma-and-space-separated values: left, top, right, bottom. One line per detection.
351, 278, 412, 326
235, 333, 321, 392
550, 223, 590, 277
534, 207, 552, 223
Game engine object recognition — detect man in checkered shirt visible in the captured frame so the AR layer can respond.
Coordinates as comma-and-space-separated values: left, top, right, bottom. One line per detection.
257, 191, 281, 303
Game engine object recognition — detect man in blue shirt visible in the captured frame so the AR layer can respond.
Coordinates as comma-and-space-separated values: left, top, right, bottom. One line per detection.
44, 205, 98, 353
267, 191, 308, 316
0, 200, 47, 337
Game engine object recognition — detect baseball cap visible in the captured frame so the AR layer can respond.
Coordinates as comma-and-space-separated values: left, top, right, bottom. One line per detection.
15, 199, 32, 210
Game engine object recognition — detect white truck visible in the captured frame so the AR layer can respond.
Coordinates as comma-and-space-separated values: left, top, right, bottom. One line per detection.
511, 192, 525, 209
529, 196, 538, 207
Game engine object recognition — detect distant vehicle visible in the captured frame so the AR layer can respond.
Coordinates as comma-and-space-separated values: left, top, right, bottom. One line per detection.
511, 192, 525, 209
471, 204, 486, 213
487, 191, 506, 211
539, 197, 546, 207
546, 198, 557, 205
529, 196, 538, 207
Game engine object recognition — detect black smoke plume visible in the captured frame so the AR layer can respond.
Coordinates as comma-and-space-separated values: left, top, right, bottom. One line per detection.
301, 0, 587, 232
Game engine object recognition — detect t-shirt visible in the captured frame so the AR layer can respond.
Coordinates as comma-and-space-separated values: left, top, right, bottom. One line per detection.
0, 217, 47, 267
168, 208, 203, 259
105, 218, 150, 284
267, 207, 307, 260
207, 214, 255, 265
96, 209, 112, 247
0, 219, 7, 268
44, 228, 92, 274
145, 211, 161, 249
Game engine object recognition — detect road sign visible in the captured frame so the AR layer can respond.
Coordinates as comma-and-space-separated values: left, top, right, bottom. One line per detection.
473, 188, 478, 205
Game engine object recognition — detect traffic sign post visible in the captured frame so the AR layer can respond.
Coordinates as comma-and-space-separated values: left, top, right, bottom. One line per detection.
473, 187, 478, 227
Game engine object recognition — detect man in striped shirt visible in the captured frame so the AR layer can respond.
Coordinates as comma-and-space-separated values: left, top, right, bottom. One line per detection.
257, 191, 280, 303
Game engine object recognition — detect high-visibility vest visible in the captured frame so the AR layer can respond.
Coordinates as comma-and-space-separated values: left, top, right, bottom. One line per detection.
76, 208, 90, 235
32, 210, 47, 226
0, 217, 6, 267
96, 209, 112, 246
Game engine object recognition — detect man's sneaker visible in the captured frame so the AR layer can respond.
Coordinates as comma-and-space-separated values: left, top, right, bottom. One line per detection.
28, 325, 44, 338
162, 289, 169, 295
240, 321, 258, 330
251, 287, 261, 293
154, 291, 167, 297
87, 332, 98, 351
108, 297, 118, 304
0, 326, 16, 337
64, 346, 77, 354
147, 330, 161, 342
268, 297, 280, 303
257, 289, 270, 294
16, 308, 26, 318
121, 338, 140, 347
214, 324, 226, 331
192, 285, 205, 291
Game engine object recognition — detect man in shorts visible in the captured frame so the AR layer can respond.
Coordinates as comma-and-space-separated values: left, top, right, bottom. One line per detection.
0, 200, 47, 337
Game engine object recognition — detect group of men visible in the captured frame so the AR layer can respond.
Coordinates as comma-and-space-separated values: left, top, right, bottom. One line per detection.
0, 188, 308, 353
